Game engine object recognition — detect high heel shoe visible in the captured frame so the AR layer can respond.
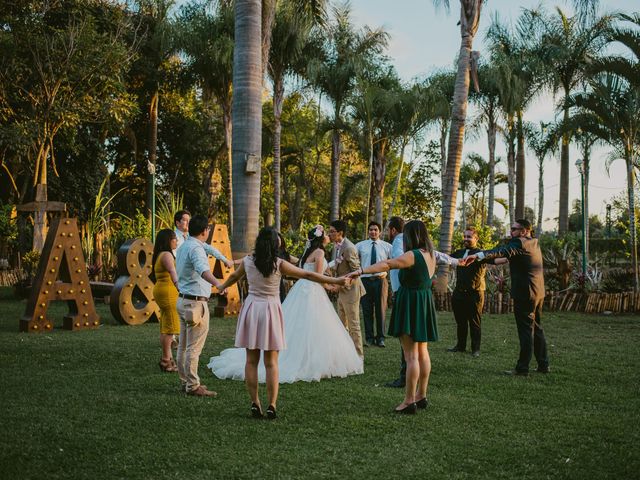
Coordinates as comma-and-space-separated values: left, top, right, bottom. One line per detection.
251, 403, 263, 419
394, 402, 417, 415
266, 405, 277, 420
159, 359, 178, 372
415, 397, 429, 410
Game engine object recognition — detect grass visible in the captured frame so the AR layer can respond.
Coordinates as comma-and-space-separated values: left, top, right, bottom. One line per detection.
0, 286, 638, 479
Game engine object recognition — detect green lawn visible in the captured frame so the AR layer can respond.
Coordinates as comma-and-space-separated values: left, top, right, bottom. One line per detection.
1, 286, 638, 479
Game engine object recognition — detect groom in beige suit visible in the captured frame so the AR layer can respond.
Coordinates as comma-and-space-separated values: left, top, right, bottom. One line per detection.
328, 220, 366, 358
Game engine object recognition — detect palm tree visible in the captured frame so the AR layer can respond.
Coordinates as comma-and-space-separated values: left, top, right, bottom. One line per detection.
267, 0, 323, 232
470, 63, 501, 225
430, 0, 483, 293
307, 4, 387, 221
176, 1, 234, 229
535, 5, 610, 234
568, 73, 640, 291
526, 122, 558, 237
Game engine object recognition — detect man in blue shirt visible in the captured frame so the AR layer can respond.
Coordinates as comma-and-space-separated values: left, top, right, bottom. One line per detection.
176, 215, 226, 397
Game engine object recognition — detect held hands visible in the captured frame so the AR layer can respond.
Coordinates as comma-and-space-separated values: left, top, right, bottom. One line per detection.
224, 259, 234, 269
459, 255, 478, 267
336, 276, 352, 288
345, 268, 363, 280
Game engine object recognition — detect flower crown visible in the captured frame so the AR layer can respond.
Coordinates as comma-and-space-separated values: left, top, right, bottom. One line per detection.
313, 225, 324, 238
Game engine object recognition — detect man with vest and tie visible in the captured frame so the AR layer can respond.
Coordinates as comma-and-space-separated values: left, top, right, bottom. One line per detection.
356, 221, 392, 347
447, 226, 488, 358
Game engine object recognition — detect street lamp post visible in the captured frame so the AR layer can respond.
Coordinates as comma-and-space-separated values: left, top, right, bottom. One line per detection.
575, 159, 587, 275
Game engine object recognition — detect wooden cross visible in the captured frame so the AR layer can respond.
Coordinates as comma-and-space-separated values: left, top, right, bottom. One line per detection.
16, 184, 66, 252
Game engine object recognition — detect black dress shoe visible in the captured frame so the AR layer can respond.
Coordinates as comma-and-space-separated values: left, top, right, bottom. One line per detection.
250, 403, 263, 418
377, 339, 386, 348
503, 369, 528, 377
415, 397, 428, 409
536, 366, 551, 374
266, 405, 277, 420
447, 346, 465, 353
385, 378, 406, 388
471, 351, 480, 358
364, 340, 374, 347
394, 402, 417, 415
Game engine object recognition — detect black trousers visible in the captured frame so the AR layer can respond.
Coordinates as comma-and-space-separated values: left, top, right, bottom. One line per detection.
451, 289, 484, 352
513, 297, 549, 373
361, 276, 385, 343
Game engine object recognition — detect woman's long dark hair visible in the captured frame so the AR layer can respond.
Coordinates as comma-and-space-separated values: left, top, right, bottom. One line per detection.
299, 226, 326, 266
403, 220, 433, 253
151, 229, 176, 281
253, 226, 279, 277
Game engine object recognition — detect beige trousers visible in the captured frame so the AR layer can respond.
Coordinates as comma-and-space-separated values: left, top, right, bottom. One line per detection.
337, 295, 364, 358
176, 298, 210, 392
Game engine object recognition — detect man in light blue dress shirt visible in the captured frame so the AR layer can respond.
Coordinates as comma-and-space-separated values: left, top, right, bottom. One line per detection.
175, 215, 225, 397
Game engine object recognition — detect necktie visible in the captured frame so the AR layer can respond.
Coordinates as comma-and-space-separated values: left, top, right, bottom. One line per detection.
370, 241, 377, 266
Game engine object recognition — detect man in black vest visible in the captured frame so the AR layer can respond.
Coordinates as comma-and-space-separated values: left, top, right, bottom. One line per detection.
447, 226, 486, 357
467, 219, 549, 376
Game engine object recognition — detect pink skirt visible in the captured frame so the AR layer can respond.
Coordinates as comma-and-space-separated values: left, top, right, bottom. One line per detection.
234, 294, 286, 351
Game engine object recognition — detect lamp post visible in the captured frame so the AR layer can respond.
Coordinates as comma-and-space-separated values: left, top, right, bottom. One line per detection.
575, 158, 587, 275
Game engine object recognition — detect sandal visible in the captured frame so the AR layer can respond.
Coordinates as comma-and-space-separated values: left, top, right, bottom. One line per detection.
159, 359, 178, 372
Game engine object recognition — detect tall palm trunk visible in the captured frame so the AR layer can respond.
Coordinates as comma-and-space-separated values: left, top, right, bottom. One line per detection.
372, 140, 387, 226
273, 77, 284, 232
232, 0, 262, 256
506, 116, 516, 225
147, 90, 159, 227
386, 139, 409, 222
329, 125, 341, 221
559, 107, 571, 234
222, 104, 233, 233
583, 149, 590, 261
439, 121, 448, 194
435, 0, 482, 293
487, 121, 496, 226
515, 110, 526, 219
626, 153, 638, 291
536, 160, 544, 237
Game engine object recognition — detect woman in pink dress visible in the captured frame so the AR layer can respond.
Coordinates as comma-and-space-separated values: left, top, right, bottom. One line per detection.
218, 226, 348, 419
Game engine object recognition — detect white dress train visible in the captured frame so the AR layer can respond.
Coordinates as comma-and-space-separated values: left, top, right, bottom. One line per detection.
208, 260, 364, 383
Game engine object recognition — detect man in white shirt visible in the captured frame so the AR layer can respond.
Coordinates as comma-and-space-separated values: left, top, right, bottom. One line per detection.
356, 221, 392, 347
174, 210, 233, 269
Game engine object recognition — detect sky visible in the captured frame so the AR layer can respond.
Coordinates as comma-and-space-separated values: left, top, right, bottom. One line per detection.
347, 0, 633, 232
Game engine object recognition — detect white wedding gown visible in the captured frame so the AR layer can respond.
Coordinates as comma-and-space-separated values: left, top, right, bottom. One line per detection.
208, 260, 364, 383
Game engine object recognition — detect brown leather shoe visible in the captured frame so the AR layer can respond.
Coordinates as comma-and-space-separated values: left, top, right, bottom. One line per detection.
187, 385, 217, 397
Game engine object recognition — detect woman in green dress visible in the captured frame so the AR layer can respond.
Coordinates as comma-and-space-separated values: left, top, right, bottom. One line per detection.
348, 220, 437, 414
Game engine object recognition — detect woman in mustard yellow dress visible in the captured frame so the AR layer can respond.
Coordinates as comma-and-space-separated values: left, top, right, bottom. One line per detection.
152, 229, 180, 372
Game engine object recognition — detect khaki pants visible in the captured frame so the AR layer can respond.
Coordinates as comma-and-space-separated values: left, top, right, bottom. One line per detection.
337, 295, 364, 358
176, 298, 210, 392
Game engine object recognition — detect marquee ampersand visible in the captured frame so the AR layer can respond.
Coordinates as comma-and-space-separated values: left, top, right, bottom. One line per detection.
109, 238, 160, 325
20, 218, 100, 332
207, 224, 241, 317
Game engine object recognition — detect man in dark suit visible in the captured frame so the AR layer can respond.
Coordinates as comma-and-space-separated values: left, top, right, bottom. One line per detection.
467, 219, 549, 376
447, 226, 487, 357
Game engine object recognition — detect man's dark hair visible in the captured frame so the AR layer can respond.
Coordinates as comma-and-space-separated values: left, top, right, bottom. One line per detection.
188, 215, 208, 237
465, 226, 478, 237
388, 216, 404, 232
330, 220, 347, 237
368, 220, 382, 231
174, 209, 191, 226
516, 218, 532, 232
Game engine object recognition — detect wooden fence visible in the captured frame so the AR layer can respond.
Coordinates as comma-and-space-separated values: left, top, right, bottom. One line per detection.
434, 291, 640, 314
0, 268, 26, 287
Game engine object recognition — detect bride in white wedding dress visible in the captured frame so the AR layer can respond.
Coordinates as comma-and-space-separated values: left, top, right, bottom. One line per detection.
208, 225, 364, 383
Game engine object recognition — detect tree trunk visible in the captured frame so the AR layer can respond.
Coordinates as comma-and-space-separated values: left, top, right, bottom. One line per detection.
261, 0, 277, 77
232, 0, 262, 256
329, 127, 341, 221
386, 140, 408, 223
584, 149, 590, 262
273, 77, 284, 232
222, 104, 233, 233
506, 117, 516, 226
147, 90, 158, 238
372, 141, 387, 226
626, 154, 638, 291
435, 2, 481, 293
559, 106, 571, 234
515, 110, 525, 219
364, 130, 374, 236
439, 121, 448, 194
487, 120, 496, 226
536, 161, 544, 237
